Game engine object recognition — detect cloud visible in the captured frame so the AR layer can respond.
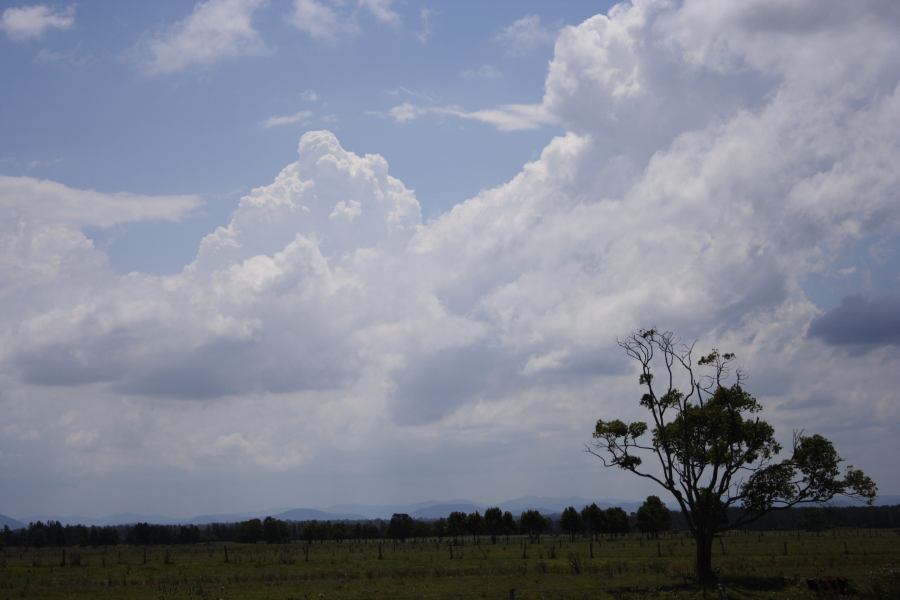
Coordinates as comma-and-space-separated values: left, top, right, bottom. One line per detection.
358, 0, 399, 26
1, 4, 74, 41
381, 101, 555, 131
0, 176, 201, 228
287, 0, 399, 40
287, 0, 342, 40
415, 7, 434, 44
808, 294, 900, 348
262, 110, 314, 128
299, 90, 319, 102
136, 0, 268, 76
25, 157, 63, 169
461, 64, 502, 80
0, 176, 202, 389
495, 14, 558, 55
33, 47, 90, 67
4, 0, 900, 514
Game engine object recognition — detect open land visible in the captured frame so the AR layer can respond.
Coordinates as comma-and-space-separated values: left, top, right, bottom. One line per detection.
2, 529, 899, 599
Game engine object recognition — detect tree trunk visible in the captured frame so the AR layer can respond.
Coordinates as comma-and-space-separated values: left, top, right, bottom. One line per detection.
694, 531, 715, 584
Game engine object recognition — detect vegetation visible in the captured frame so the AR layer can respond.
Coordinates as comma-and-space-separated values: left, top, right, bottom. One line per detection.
590, 328, 877, 582
1, 528, 898, 599
636, 496, 671, 538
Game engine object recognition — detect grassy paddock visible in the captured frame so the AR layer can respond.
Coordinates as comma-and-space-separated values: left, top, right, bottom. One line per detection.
1, 529, 899, 599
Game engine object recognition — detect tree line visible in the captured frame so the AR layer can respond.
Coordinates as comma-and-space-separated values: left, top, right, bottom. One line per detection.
2, 501, 896, 548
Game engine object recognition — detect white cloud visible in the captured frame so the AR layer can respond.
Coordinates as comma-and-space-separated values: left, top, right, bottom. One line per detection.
0, 4, 74, 41
358, 0, 399, 26
33, 46, 90, 67
287, 0, 399, 40
25, 157, 63, 169
288, 0, 342, 40
461, 64, 502, 80
384, 86, 434, 102
262, 110, 314, 128
495, 14, 558, 55
4, 0, 900, 514
0, 175, 201, 228
382, 101, 555, 131
416, 7, 434, 44
137, 0, 268, 76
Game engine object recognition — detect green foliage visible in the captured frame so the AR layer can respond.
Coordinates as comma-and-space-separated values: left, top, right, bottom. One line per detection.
605, 507, 630, 535
560, 506, 582, 539
446, 511, 467, 539
386, 514, 414, 541
483, 507, 503, 541
591, 328, 878, 581
637, 496, 671, 537
580, 503, 606, 538
519, 510, 548, 541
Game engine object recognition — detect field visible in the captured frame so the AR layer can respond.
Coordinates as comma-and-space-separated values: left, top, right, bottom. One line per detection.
2, 530, 899, 599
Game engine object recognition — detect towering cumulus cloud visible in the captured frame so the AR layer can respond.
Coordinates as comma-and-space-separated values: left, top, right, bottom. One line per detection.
1, 0, 899, 511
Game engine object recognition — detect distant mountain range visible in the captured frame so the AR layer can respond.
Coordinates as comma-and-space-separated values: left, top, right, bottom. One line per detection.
0, 513, 25, 530
6, 494, 898, 529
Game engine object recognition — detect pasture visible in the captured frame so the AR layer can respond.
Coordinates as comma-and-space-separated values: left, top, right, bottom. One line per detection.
1, 529, 898, 599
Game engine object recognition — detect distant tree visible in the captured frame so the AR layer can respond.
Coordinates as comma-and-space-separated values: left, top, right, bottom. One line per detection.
238, 519, 263, 543
604, 507, 629, 536
263, 517, 290, 544
432, 518, 447, 540
519, 510, 548, 542
636, 496, 670, 538
798, 507, 827, 532
331, 521, 347, 543
560, 506, 582, 540
466, 511, 483, 543
580, 503, 605, 540
590, 328, 877, 582
483, 507, 503, 544
387, 513, 414, 541
501, 511, 516, 542
447, 511, 467, 543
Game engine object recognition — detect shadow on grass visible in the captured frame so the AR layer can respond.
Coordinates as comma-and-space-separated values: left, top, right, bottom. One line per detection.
606, 575, 791, 598
718, 574, 792, 591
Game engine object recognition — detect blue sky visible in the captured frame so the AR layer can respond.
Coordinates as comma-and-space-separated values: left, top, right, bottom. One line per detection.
2, 0, 900, 519
2, 1, 610, 273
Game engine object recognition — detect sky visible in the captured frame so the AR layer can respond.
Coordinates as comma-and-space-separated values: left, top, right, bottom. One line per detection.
1, 0, 899, 519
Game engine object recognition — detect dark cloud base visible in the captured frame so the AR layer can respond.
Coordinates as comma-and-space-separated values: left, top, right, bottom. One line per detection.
809, 294, 900, 348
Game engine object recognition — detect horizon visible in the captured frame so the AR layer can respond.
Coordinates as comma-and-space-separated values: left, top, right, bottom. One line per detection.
2, 0, 900, 519
6, 491, 897, 526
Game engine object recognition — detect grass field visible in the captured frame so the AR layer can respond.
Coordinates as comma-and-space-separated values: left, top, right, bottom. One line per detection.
2, 529, 899, 599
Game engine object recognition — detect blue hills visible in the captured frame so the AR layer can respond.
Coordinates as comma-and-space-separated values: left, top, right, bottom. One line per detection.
6, 494, 897, 529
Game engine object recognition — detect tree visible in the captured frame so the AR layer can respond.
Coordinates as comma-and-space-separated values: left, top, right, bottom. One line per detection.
387, 513, 414, 541
519, 509, 548, 542
447, 511, 467, 543
560, 506, 582, 540
483, 507, 503, 544
466, 511, 483, 544
263, 517, 290, 543
580, 503, 605, 540
636, 495, 670, 538
590, 328, 876, 583
604, 507, 629, 536
501, 510, 516, 542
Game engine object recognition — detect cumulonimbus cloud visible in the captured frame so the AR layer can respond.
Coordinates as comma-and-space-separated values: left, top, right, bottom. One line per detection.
3, 0, 900, 512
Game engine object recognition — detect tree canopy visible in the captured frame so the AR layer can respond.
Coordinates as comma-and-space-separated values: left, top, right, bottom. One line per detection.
590, 328, 876, 582
636, 495, 670, 537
